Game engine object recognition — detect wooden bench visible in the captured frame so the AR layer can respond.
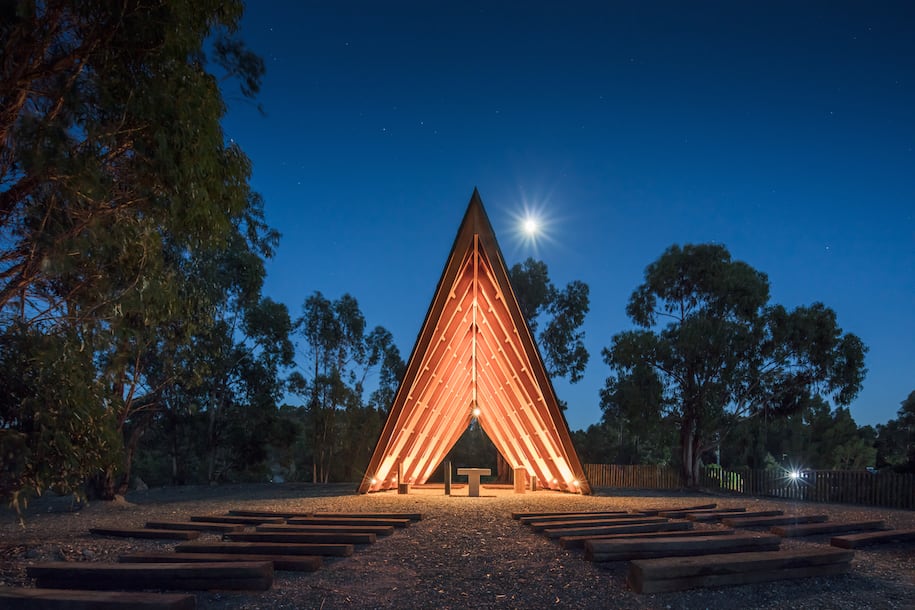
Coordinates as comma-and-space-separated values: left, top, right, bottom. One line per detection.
688, 510, 783, 522
722, 514, 828, 528
547, 520, 692, 541
176, 541, 353, 557
559, 527, 734, 550
511, 510, 628, 520
831, 528, 915, 548
541, 518, 673, 539
312, 511, 423, 521
286, 517, 410, 528
256, 523, 395, 536
27, 561, 273, 591
145, 520, 245, 533
119, 551, 322, 572
627, 547, 854, 593
658, 507, 746, 519
189, 515, 285, 525
225, 531, 376, 545
0, 587, 196, 609
89, 528, 199, 541
520, 512, 653, 526
639, 503, 716, 516
585, 533, 781, 562
772, 520, 885, 537
228, 509, 312, 518
528, 516, 666, 533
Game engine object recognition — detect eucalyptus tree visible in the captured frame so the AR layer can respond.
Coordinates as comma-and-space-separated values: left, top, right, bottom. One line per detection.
292, 292, 403, 483
0, 0, 267, 503
603, 244, 867, 486
509, 257, 590, 384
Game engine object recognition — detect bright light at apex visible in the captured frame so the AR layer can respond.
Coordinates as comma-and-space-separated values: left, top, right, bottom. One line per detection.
472, 407, 481, 417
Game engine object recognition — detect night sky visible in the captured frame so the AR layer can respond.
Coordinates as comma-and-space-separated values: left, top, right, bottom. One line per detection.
221, 2, 915, 432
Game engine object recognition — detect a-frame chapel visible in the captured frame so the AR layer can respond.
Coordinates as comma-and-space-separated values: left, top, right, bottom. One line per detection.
358, 190, 590, 495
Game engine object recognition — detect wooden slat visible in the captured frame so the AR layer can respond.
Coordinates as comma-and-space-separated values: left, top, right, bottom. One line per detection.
520, 512, 649, 526
529, 517, 666, 533
90, 528, 199, 541
286, 517, 409, 528
545, 520, 692, 540
559, 528, 734, 550
831, 528, 915, 548
255, 524, 394, 536
0, 587, 196, 610
658, 507, 746, 519
119, 551, 322, 572
772, 520, 885, 537
27, 561, 273, 592
188, 515, 286, 525
585, 533, 781, 562
628, 547, 854, 593
688, 510, 783, 522
312, 511, 422, 521
228, 510, 312, 518
175, 541, 353, 557
639, 503, 716, 516
145, 521, 244, 533
225, 531, 376, 545
723, 514, 828, 527
512, 510, 628, 521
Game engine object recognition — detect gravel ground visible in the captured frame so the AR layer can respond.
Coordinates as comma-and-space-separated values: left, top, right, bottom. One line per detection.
1, 483, 913, 609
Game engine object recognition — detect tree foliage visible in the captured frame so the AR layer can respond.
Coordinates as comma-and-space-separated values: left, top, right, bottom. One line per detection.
603, 244, 867, 485
0, 0, 274, 507
875, 390, 915, 472
508, 257, 589, 384
291, 292, 404, 483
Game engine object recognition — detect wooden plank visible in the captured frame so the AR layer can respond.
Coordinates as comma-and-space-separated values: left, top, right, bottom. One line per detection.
723, 514, 828, 527
0, 587, 196, 610
772, 520, 885, 537
27, 561, 273, 592
545, 520, 692, 540
529, 517, 666, 533
831, 528, 915, 548
628, 547, 854, 593
520, 512, 651, 526
255, 523, 395, 536
228, 510, 312, 518
225, 531, 376, 545
658, 507, 746, 519
312, 511, 422, 521
286, 517, 409, 528
560, 528, 734, 550
90, 528, 199, 541
145, 521, 244, 533
188, 515, 286, 525
175, 541, 353, 557
119, 551, 322, 572
585, 533, 781, 562
688, 510, 783, 522
511, 510, 629, 520
639, 503, 716, 516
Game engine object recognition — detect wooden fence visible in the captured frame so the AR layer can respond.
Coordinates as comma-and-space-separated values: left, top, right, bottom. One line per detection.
583, 464, 915, 510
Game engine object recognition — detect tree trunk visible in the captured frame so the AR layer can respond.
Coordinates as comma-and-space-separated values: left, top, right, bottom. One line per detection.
680, 418, 702, 487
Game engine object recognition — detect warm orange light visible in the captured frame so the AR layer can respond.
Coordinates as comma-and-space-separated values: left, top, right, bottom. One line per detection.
370, 478, 377, 485
472, 406, 481, 417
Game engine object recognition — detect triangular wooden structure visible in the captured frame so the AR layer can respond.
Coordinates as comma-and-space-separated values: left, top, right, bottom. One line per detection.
358, 190, 591, 494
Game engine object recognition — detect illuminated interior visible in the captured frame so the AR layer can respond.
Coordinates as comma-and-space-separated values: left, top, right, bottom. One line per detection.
357, 190, 591, 494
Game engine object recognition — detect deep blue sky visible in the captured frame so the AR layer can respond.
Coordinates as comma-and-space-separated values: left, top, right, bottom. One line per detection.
222, 1, 914, 432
